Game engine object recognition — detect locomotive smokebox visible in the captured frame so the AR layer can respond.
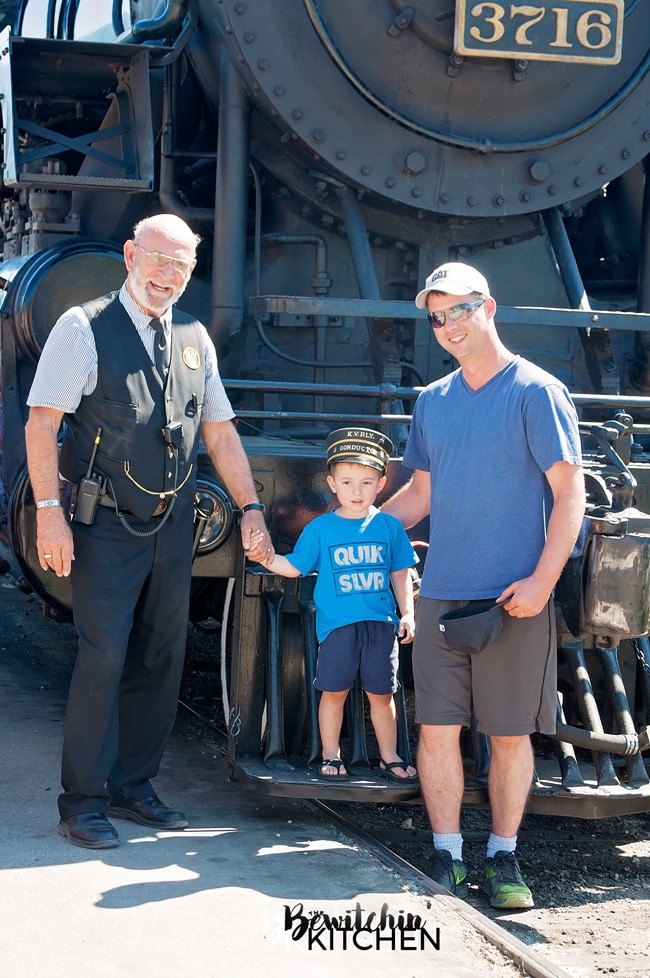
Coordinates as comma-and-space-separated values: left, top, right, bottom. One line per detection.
210, 0, 650, 218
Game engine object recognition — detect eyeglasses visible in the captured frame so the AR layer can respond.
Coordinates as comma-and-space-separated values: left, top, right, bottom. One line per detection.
427, 298, 485, 329
134, 243, 193, 275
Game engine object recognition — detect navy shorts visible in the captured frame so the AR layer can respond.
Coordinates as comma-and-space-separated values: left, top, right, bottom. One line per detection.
315, 620, 399, 695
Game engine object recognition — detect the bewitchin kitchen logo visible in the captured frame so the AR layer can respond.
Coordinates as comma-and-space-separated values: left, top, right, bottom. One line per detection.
282, 901, 441, 950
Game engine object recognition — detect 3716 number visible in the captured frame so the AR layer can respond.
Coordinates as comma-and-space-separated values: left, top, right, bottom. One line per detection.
455, 1, 623, 65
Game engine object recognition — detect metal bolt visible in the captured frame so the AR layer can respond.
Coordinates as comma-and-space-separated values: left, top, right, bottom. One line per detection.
235, 2, 246, 12
404, 151, 426, 175
622, 149, 631, 159
274, 86, 285, 97
335, 149, 346, 160
574, 176, 583, 187
411, 187, 422, 198
311, 129, 326, 143
493, 194, 505, 207
599, 165, 608, 175
527, 159, 550, 183
440, 193, 450, 204
591, 314, 599, 324
548, 185, 558, 195
258, 59, 269, 70
385, 177, 395, 188
244, 32, 255, 43
643, 132, 650, 141
520, 191, 531, 203
467, 196, 477, 207
361, 165, 371, 175
292, 109, 303, 120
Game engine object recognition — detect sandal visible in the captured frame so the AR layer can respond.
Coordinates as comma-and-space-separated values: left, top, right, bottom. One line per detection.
378, 758, 419, 783
320, 758, 348, 779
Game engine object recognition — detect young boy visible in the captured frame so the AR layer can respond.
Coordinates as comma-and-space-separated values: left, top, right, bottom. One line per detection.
253, 427, 418, 781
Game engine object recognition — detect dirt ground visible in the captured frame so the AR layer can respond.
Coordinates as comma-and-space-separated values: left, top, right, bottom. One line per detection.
329, 797, 650, 977
2, 569, 649, 978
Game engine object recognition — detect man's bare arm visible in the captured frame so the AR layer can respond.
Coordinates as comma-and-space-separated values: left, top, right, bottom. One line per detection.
201, 419, 273, 562
381, 468, 431, 528
25, 406, 74, 577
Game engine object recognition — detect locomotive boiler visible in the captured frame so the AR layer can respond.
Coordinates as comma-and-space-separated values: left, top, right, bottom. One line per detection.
1, 0, 650, 816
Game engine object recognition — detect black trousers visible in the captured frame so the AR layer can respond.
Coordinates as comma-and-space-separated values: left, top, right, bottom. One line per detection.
59, 501, 194, 818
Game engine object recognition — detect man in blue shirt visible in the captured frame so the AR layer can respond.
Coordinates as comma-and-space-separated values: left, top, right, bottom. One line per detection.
383, 262, 585, 908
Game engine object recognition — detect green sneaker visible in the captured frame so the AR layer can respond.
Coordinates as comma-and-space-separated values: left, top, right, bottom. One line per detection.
482, 851, 534, 909
427, 848, 469, 898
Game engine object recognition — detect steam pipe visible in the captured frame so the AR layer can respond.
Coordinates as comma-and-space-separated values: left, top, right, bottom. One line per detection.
631, 155, 650, 390
336, 186, 381, 299
543, 206, 591, 310
131, 0, 186, 42
209, 46, 251, 343
158, 59, 214, 223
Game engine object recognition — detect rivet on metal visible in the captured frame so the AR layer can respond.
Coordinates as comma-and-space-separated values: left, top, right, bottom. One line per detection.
643, 132, 650, 141
234, 2, 246, 12
292, 109, 303, 120
411, 187, 422, 198
440, 193, 450, 204
520, 191, 531, 203
335, 150, 346, 160
621, 149, 631, 160
312, 129, 326, 143
274, 86, 285, 97
599, 165, 607, 175
548, 185, 558, 195
258, 59, 269, 70
467, 196, 477, 207
493, 194, 505, 207
385, 177, 395, 187
574, 176, 583, 187
244, 32, 255, 43
361, 165, 371, 175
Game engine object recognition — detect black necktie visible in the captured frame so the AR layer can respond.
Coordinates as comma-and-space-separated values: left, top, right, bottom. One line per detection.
150, 318, 170, 378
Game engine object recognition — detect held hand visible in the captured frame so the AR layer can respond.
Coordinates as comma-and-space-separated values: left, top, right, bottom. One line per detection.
398, 614, 415, 644
36, 508, 74, 577
240, 511, 274, 564
498, 576, 551, 620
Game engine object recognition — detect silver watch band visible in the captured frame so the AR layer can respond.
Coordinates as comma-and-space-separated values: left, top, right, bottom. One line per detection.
35, 498, 62, 509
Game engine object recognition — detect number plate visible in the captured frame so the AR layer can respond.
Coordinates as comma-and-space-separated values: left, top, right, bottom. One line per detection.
455, 1, 624, 65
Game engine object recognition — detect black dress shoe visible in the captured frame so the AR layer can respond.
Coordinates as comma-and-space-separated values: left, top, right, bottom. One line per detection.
58, 813, 120, 849
108, 792, 188, 829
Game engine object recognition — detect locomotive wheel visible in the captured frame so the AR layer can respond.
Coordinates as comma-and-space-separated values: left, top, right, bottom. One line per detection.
220, 578, 308, 758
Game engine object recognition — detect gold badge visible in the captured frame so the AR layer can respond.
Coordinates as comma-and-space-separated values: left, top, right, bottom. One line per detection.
182, 346, 201, 370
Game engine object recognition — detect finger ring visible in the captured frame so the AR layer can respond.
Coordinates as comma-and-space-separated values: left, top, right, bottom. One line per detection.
518, 613, 525, 618
44, 553, 53, 559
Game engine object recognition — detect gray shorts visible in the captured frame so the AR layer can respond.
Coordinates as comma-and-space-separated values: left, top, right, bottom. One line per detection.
413, 596, 556, 736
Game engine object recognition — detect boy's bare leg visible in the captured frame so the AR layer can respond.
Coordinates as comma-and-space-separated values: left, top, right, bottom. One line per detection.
319, 689, 349, 774
367, 692, 417, 778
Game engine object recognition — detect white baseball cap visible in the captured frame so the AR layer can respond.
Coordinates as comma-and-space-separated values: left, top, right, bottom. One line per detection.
415, 262, 490, 309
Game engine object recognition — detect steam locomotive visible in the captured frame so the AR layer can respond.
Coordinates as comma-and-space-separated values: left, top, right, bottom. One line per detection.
1, 0, 650, 816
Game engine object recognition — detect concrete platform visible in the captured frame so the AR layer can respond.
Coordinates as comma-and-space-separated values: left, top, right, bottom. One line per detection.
0, 574, 533, 978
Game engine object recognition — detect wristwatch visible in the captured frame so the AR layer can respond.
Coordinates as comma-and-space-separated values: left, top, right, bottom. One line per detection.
235, 501, 266, 520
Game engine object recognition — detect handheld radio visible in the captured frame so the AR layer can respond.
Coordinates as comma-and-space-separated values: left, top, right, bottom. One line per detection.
73, 427, 104, 525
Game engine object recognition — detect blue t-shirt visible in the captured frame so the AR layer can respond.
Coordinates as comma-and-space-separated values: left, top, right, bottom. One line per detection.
286, 508, 418, 641
402, 356, 581, 600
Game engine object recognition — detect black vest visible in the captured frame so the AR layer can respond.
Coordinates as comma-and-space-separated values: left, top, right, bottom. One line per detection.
59, 293, 206, 520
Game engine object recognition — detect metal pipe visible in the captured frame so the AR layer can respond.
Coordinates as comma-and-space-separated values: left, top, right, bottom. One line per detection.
297, 576, 321, 767
336, 186, 380, 299
261, 587, 288, 765
630, 155, 650, 389
131, 0, 186, 42
561, 644, 620, 785
598, 645, 649, 785
209, 45, 251, 343
158, 59, 215, 224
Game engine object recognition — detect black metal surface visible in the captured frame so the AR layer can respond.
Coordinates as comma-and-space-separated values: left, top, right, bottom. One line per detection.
213, 0, 650, 217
